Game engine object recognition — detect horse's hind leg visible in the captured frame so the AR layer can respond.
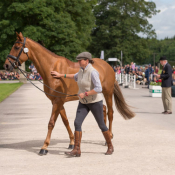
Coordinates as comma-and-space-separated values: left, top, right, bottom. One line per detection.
60, 106, 74, 149
104, 93, 114, 139
103, 105, 107, 126
103, 104, 108, 146
39, 103, 62, 155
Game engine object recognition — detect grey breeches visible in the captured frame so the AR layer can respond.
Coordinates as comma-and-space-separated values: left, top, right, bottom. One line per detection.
74, 100, 108, 132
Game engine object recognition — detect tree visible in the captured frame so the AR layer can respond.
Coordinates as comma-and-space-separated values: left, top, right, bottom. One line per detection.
88, 0, 159, 65
0, 0, 96, 69
147, 36, 175, 66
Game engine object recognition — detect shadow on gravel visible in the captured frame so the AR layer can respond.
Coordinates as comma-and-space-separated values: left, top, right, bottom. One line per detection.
135, 112, 161, 114
0, 139, 106, 155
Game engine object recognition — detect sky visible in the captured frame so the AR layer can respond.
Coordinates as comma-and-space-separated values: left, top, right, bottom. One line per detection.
147, 0, 175, 39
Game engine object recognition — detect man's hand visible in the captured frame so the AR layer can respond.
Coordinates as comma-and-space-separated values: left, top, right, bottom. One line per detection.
156, 74, 161, 79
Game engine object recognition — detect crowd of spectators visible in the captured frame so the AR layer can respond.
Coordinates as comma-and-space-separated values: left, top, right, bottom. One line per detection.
113, 62, 175, 86
27, 63, 42, 80
0, 71, 20, 80
0, 63, 42, 81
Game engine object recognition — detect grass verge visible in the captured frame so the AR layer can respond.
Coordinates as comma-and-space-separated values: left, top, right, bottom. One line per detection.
0, 82, 23, 102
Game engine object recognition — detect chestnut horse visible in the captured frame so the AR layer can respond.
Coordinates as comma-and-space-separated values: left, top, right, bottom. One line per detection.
4, 32, 135, 155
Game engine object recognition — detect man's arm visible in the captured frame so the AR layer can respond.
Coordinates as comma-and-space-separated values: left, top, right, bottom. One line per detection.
160, 65, 172, 79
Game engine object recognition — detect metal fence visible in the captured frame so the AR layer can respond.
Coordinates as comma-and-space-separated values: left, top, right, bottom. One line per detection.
115, 73, 137, 89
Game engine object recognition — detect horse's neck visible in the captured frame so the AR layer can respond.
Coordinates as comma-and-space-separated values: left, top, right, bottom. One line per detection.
27, 39, 58, 79
27, 38, 80, 79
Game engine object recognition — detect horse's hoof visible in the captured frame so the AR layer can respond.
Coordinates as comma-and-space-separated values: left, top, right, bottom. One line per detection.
68, 144, 74, 149
39, 149, 48, 156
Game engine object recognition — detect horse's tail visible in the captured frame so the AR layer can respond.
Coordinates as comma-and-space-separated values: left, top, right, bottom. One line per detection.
113, 80, 135, 120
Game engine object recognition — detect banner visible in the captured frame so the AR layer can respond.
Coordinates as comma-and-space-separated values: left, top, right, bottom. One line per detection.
100, 50, 104, 59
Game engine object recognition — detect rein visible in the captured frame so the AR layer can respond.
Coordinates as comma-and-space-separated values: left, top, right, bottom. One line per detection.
18, 66, 79, 98
6, 37, 88, 102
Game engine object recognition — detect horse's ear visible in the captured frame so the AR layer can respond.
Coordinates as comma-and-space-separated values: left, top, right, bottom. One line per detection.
16, 32, 24, 41
16, 32, 20, 40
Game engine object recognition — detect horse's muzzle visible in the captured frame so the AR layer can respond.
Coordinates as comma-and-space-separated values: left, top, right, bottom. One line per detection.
4, 63, 14, 71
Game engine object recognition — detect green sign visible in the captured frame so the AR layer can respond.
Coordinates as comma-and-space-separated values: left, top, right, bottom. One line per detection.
149, 89, 162, 93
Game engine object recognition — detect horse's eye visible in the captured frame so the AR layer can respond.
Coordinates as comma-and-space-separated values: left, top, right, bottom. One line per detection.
14, 46, 20, 50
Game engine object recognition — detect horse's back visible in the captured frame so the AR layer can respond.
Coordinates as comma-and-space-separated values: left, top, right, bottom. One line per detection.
92, 58, 115, 92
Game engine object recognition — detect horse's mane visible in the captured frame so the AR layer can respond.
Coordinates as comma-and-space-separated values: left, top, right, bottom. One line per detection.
27, 38, 79, 68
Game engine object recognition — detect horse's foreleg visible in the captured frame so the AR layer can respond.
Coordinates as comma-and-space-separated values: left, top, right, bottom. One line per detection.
60, 106, 74, 149
104, 94, 114, 139
39, 103, 61, 155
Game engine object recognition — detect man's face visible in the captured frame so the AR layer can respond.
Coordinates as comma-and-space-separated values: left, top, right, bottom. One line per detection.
160, 60, 166, 66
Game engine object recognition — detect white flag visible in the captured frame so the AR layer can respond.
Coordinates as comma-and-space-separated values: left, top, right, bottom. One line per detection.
100, 50, 104, 60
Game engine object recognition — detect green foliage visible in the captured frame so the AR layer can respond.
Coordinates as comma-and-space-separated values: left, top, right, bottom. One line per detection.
150, 81, 161, 86
147, 37, 175, 65
88, 0, 159, 64
0, 82, 23, 102
158, 69, 162, 74
0, 0, 174, 69
0, 0, 96, 69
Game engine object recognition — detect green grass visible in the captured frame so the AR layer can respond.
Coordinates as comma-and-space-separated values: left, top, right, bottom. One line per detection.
158, 69, 162, 74
0, 83, 23, 102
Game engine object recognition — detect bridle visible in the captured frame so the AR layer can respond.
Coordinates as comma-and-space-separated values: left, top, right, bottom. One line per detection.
6, 37, 87, 102
7, 37, 28, 67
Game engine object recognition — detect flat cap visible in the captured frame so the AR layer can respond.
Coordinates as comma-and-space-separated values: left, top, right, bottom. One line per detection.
76, 52, 92, 60
159, 56, 167, 61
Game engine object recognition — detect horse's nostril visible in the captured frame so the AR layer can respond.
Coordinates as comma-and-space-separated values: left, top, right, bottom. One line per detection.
4, 64, 9, 70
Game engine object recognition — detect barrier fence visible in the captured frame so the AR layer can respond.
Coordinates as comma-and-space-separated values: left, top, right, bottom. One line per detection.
115, 73, 137, 89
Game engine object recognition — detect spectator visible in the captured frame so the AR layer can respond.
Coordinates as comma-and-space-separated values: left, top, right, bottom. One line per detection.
32, 66, 37, 74
129, 65, 133, 74
125, 64, 130, 74
173, 75, 175, 85
34, 73, 41, 80
116, 68, 121, 74
113, 66, 117, 72
155, 66, 159, 74
152, 66, 155, 81
0, 71, 3, 80
148, 64, 152, 74
121, 66, 124, 74
1, 72, 7, 80
131, 62, 135, 72
140, 66, 143, 72
172, 67, 175, 74
14, 72, 20, 80
29, 72, 35, 79
145, 65, 150, 88
27, 73, 30, 79
136, 71, 144, 85
148, 64, 153, 80
29, 63, 34, 72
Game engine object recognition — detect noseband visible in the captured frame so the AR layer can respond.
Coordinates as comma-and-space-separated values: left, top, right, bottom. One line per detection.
7, 37, 28, 67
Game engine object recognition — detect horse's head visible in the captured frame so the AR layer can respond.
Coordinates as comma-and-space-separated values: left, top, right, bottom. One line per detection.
4, 32, 29, 71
